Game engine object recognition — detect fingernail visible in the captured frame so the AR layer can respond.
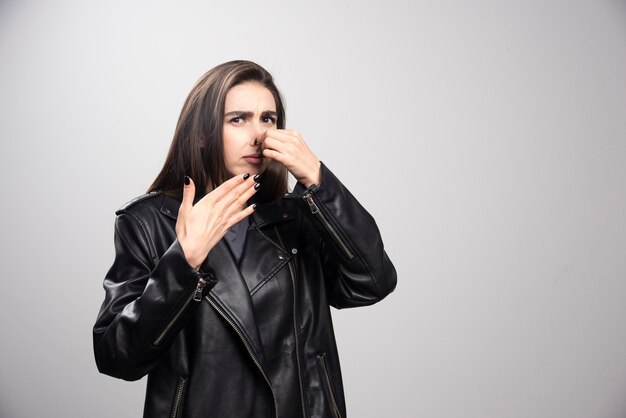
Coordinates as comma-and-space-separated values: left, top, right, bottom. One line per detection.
253, 174, 261, 182
184, 176, 190, 186
252, 204, 257, 210
254, 182, 261, 190
243, 173, 250, 180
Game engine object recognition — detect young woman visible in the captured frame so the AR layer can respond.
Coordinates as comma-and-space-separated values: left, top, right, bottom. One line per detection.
93, 60, 397, 418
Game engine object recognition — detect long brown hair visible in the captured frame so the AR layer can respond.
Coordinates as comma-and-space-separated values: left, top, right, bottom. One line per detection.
148, 60, 288, 203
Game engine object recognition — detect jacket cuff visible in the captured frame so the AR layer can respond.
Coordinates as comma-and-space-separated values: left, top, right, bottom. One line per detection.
292, 161, 328, 197
154, 239, 217, 296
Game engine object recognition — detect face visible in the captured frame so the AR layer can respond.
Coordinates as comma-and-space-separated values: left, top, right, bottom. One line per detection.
222, 81, 277, 178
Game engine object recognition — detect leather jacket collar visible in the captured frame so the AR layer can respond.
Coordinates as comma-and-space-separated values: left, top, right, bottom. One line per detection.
157, 192, 297, 228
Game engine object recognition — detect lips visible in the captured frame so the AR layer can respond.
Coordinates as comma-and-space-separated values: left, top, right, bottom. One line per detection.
243, 154, 264, 165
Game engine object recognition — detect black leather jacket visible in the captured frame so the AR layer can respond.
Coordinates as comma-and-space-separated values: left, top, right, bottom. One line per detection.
93, 163, 397, 418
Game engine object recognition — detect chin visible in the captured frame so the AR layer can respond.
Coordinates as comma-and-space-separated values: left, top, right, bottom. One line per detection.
227, 168, 261, 179
248, 164, 269, 175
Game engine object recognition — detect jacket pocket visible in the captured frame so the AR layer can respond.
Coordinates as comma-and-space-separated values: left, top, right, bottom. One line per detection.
316, 353, 343, 418
170, 376, 187, 418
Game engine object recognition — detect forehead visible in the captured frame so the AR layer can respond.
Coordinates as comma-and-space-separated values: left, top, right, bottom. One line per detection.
224, 82, 276, 111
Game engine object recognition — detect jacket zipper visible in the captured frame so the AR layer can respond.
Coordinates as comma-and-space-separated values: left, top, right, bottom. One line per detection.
170, 376, 187, 418
303, 193, 355, 260
153, 277, 208, 346
274, 227, 309, 418
287, 261, 308, 418
193, 277, 208, 302
317, 354, 343, 418
206, 296, 279, 418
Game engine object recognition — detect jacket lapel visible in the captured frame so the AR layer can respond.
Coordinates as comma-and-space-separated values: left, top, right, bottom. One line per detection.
205, 203, 296, 364
205, 240, 266, 363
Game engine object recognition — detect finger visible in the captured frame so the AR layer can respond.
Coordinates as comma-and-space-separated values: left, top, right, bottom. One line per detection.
262, 129, 291, 144
179, 176, 195, 218
256, 130, 269, 145
261, 148, 286, 164
262, 136, 297, 154
265, 129, 301, 142
227, 203, 257, 227
260, 136, 280, 151
280, 129, 302, 138
216, 177, 259, 212
226, 183, 259, 218
206, 172, 251, 202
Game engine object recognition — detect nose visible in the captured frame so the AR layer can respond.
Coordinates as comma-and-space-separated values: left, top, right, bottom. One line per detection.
251, 121, 267, 145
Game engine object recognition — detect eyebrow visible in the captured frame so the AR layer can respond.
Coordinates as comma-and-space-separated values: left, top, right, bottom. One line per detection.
224, 110, 278, 118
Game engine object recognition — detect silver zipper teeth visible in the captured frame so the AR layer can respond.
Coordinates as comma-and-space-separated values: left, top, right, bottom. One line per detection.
275, 224, 308, 418
170, 376, 186, 418
153, 278, 207, 346
206, 296, 279, 418
317, 354, 343, 418
287, 260, 308, 418
304, 193, 355, 260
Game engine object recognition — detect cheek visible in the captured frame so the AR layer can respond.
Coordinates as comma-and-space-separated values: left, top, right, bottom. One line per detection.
222, 127, 241, 159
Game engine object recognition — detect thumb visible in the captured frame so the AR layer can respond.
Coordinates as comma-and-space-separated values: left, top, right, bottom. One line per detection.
179, 175, 195, 218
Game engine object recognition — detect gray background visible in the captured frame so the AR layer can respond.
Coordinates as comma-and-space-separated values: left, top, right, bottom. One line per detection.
1, 0, 625, 417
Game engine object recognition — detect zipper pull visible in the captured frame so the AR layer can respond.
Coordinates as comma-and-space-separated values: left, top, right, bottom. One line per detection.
304, 193, 319, 214
193, 277, 207, 301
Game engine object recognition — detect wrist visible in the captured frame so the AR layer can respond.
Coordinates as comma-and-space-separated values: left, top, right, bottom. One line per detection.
178, 239, 202, 270
302, 161, 321, 188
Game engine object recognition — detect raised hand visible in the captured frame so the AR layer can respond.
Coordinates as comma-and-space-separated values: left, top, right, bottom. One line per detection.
176, 174, 260, 269
259, 129, 321, 188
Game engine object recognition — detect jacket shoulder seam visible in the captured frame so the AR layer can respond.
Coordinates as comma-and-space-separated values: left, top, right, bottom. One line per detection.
116, 191, 163, 215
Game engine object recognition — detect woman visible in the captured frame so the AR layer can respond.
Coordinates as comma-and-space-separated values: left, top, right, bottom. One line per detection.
93, 60, 397, 418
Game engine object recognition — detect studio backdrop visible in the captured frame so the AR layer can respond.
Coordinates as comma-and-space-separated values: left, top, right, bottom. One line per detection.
1, 0, 625, 417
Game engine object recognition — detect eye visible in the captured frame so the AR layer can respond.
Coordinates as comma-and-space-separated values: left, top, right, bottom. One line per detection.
262, 116, 277, 125
229, 116, 244, 124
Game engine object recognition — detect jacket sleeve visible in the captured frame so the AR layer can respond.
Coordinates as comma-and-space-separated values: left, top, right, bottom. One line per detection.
294, 162, 397, 308
92, 210, 215, 381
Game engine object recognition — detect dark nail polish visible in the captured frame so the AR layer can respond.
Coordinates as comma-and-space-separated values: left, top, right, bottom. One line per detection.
253, 174, 261, 182
184, 176, 190, 186
252, 204, 257, 210
243, 173, 250, 180
254, 182, 261, 190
